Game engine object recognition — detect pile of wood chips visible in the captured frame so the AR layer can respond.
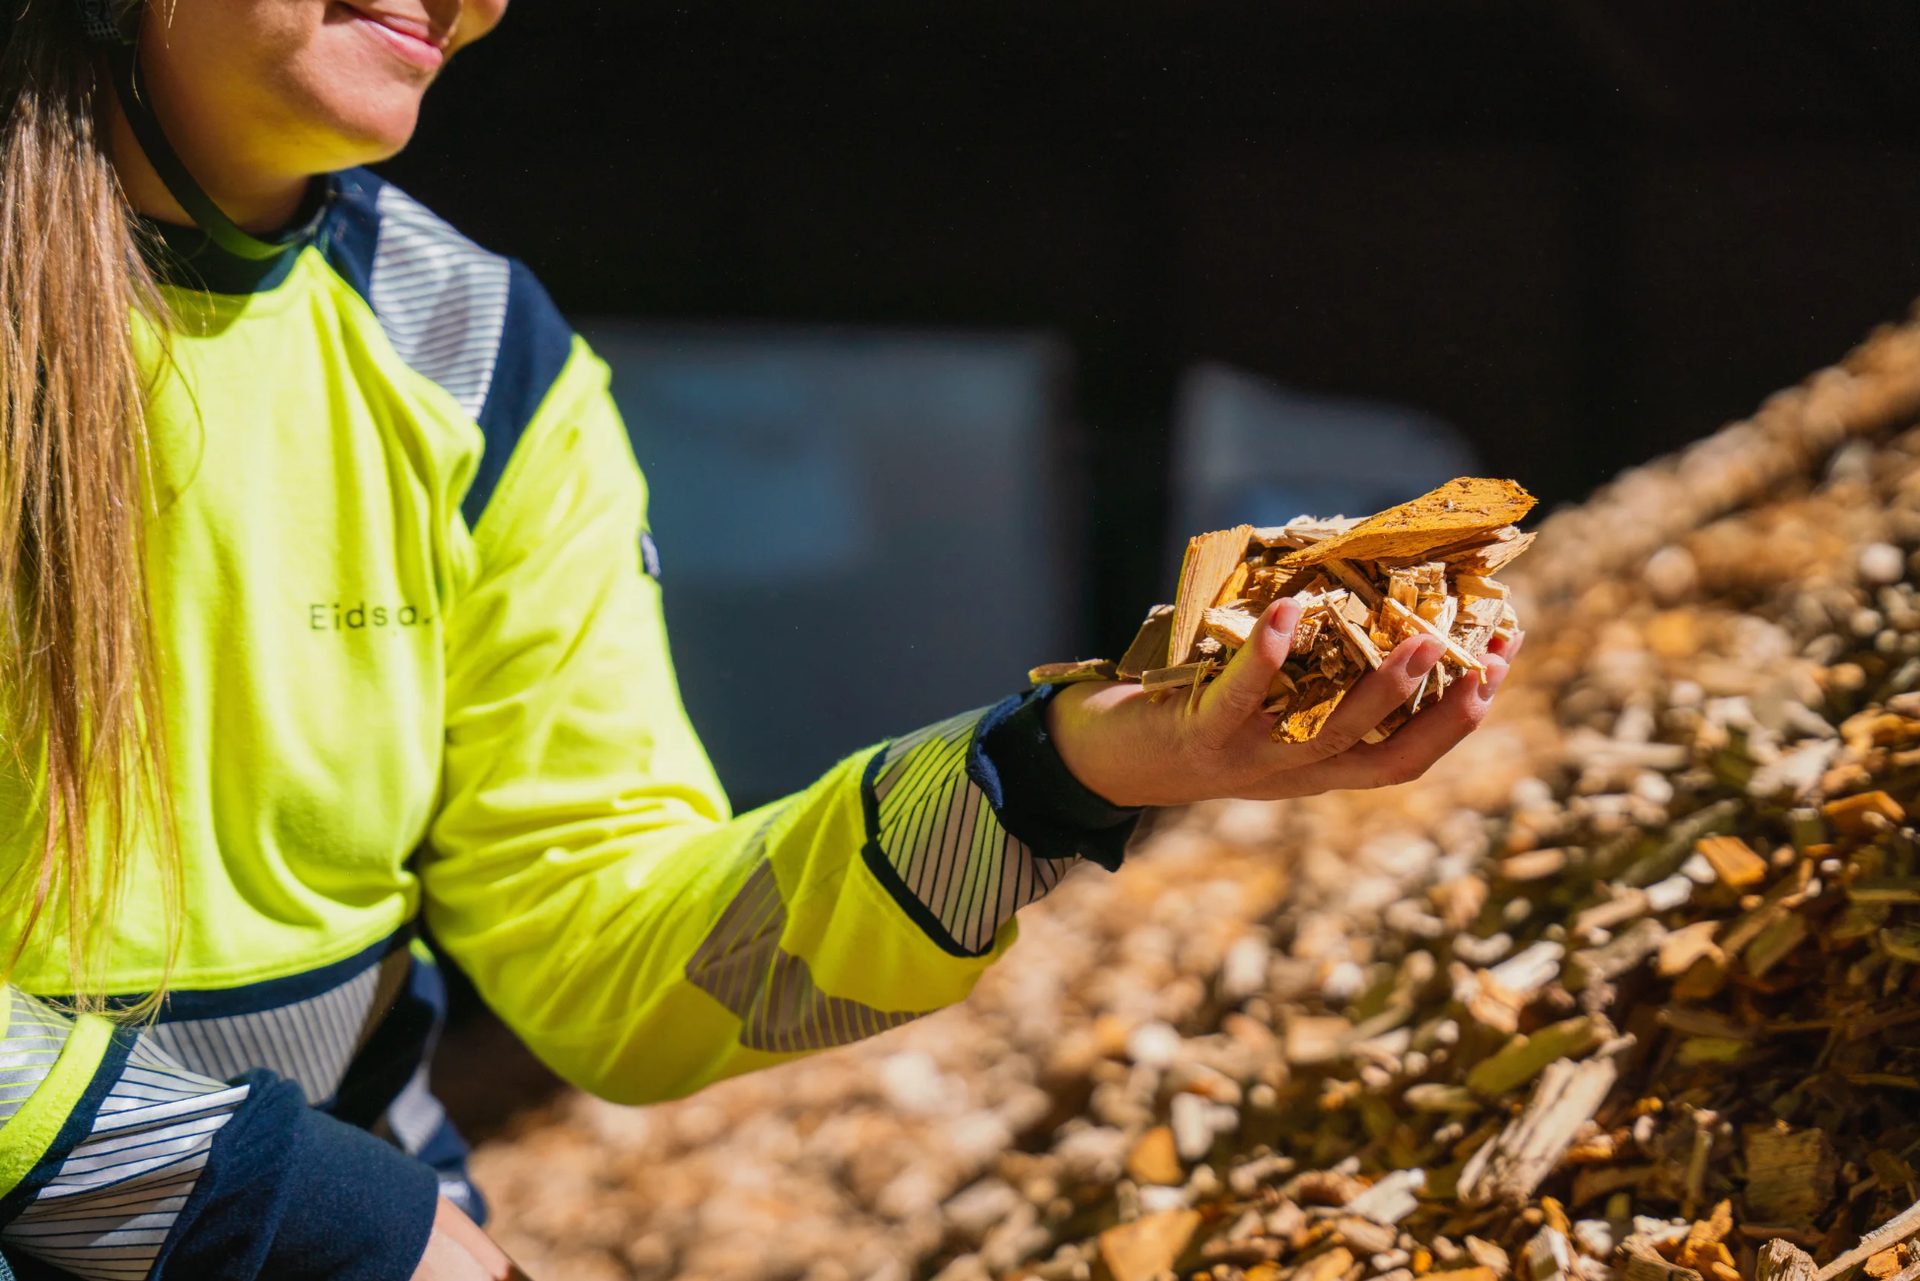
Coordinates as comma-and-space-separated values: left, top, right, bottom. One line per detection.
1030, 478, 1533, 744
997, 316, 1920, 1281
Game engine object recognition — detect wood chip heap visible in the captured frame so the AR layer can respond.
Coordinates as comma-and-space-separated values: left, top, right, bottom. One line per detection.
951, 316, 1920, 1281
1030, 478, 1535, 743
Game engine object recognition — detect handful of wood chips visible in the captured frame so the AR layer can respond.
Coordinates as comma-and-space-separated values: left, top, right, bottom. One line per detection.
1030, 477, 1536, 743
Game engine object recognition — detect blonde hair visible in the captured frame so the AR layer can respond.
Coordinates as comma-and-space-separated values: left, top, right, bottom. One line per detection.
0, 0, 180, 1014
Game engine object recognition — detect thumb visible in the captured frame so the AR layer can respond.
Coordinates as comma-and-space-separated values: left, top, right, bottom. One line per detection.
1194, 595, 1303, 749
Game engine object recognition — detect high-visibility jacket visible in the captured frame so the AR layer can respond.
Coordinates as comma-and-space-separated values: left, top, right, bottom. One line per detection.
0, 169, 1135, 1280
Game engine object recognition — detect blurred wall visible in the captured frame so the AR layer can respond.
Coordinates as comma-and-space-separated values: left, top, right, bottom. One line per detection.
584, 324, 1072, 804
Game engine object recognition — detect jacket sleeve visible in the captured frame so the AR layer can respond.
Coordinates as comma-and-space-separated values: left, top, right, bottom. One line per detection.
420, 341, 1134, 1106
0, 989, 438, 1281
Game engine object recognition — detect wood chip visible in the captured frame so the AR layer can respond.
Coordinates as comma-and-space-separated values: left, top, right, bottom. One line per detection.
1296, 1246, 1358, 1281
1459, 1056, 1621, 1206
1171, 525, 1255, 665
1621, 1239, 1703, 1281
1524, 1227, 1575, 1281
1445, 527, 1539, 575
1657, 921, 1724, 979
1694, 835, 1769, 890
1028, 657, 1117, 685
1274, 477, 1537, 568
1384, 596, 1487, 674
1202, 605, 1260, 650
1344, 1169, 1427, 1226
1676, 1201, 1734, 1269
1141, 661, 1214, 691
1466, 1015, 1612, 1098
1498, 849, 1571, 883
1117, 604, 1175, 679
1125, 1125, 1184, 1186
1099, 1209, 1204, 1281
1822, 790, 1906, 835
1456, 573, 1510, 600
1330, 603, 1386, 670
1284, 1013, 1354, 1067
1744, 1124, 1838, 1224
1756, 1241, 1818, 1281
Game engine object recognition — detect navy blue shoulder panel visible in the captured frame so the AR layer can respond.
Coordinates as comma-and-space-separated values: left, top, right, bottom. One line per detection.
314, 168, 576, 531
318, 167, 385, 303
464, 260, 576, 530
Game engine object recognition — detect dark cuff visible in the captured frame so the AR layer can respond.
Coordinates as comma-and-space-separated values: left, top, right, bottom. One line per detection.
972, 685, 1142, 871
155, 1070, 439, 1281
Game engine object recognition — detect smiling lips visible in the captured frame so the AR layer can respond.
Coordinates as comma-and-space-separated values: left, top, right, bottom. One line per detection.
344, 6, 450, 72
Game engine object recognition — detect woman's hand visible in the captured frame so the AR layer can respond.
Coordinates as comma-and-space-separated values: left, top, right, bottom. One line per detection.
1046, 596, 1520, 808
412, 1196, 533, 1281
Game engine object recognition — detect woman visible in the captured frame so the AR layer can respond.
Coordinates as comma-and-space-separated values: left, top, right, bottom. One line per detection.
0, 1, 1514, 1277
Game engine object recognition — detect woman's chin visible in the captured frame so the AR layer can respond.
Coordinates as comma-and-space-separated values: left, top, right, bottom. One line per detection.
282, 43, 433, 168
337, 125, 417, 168
301, 97, 424, 170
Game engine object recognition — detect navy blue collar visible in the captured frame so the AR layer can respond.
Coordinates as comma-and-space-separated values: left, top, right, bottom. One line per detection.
138, 174, 335, 296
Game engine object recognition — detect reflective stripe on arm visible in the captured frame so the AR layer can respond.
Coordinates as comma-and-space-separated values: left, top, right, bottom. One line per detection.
679, 705, 1084, 1061
0, 994, 248, 1281
0, 992, 113, 1205
0, 992, 72, 1129
863, 707, 1077, 956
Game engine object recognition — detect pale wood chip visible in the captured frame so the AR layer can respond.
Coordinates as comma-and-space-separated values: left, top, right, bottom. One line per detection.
1028, 658, 1117, 685
1171, 525, 1254, 665
1202, 605, 1259, 650
1116, 603, 1175, 679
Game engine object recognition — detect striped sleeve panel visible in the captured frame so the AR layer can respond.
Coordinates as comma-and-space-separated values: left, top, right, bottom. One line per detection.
0, 992, 68, 1129
686, 831, 925, 1055
367, 182, 511, 420
144, 946, 405, 1107
326, 171, 576, 533
2, 1016, 247, 1281
864, 707, 1077, 955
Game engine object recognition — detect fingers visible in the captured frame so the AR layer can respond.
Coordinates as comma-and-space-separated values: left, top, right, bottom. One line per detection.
1257, 648, 1512, 797
413, 1232, 493, 1281
1351, 649, 1510, 784
1291, 634, 1442, 762
1192, 596, 1304, 750
415, 1198, 525, 1281
1487, 628, 1526, 663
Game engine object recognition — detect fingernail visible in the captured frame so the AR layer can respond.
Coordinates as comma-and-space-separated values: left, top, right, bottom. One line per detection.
1478, 655, 1509, 697
1269, 598, 1300, 632
1407, 638, 1441, 677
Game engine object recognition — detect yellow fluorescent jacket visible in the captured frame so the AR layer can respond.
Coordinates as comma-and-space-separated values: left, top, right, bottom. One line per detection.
0, 169, 1130, 1278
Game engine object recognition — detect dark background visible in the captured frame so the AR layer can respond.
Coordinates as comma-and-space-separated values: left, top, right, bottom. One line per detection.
384, 0, 1920, 649
394, 0, 1920, 1141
